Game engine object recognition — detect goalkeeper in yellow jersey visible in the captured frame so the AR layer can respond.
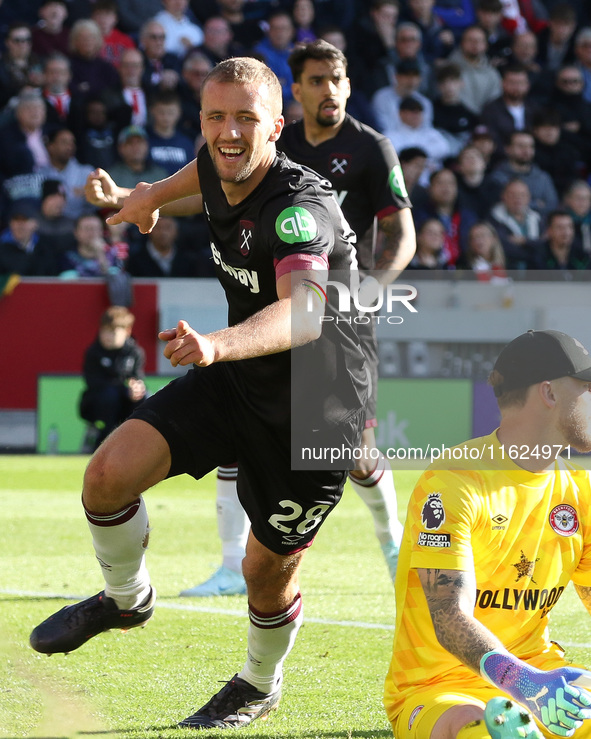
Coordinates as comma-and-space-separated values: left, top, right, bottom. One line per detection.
385, 330, 591, 739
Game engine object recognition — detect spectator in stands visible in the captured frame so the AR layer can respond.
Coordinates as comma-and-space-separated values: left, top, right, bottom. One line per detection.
36, 178, 75, 251
399, 146, 428, 198
31, 0, 70, 59
60, 212, 123, 278
504, 30, 545, 102
480, 63, 538, 148
386, 96, 451, 178
406, 217, 448, 269
102, 47, 148, 131
0, 89, 49, 204
574, 27, 591, 103
549, 65, 591, 157
41, 53, 77, 128
432, 62, 478, 156
536, 2, 577, 73
475, 0, 512, 68
413, 167, 478, 266
454, 144, 493, 218
191, 15, 246, 66
178, 52, 213, 141
126, 215, 198, 277
317, 26, 379, 128
351, 0, 400, 96
110, 125, 168, 190
79, 306, 147, 453
563, 180, 591, 255
114, 0, 164, 39
433, 0, 476, 35
40, 127, 95, 220
153, 0, 204, 59
0, 200, 56, 276
458, 221, 506, 273
76, 96, 118, 170
488, 177, 542, 268
214, 0, 264, 49
532, 108, 582, 197
139, 20, 181, 93
68, 19, 120, 99
91, 0, 136, 69
0, 22, 43, 108
372, 59, 433, 135
147, 91, 195, 176
391, 22, 432, 94
530, 209, 588, 270
469, 124, 498, 170
253, 11, 295, 106
400, 0, 455, 64
487, 130, 559, 216
448, 25, 502, 114
499, 0, 547, 35
292, 0, 317, 44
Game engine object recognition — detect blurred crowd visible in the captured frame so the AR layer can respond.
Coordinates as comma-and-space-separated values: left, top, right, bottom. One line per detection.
1, 0, 591, 280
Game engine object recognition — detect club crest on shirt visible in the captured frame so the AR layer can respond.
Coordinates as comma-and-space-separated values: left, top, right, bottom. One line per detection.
421, 492, 445, 530
239, 220, 254, 256
549, 504, 579, 537
329, 153, 351, 177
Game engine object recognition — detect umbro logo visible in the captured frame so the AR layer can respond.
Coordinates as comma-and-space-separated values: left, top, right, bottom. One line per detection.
240, 219, 254, 256
330, 153, 351, 176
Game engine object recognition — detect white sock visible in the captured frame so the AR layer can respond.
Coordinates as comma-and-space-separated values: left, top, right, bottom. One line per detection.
85, 496, 151, 610
350, 454, 403, 546
238, 593, 303, 694
217, 465, 249, 573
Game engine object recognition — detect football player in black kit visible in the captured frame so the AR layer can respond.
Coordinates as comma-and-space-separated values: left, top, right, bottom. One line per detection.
30, 57, 368, 730
180, 39, 417, 598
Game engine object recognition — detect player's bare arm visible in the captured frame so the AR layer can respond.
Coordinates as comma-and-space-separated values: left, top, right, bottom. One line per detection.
575, 584, 591, 616
84, 168, 203, 216
107, 159, 203, 233
417, 567, 505, 674
159, 270, 326, 367
374, 207, 416, 281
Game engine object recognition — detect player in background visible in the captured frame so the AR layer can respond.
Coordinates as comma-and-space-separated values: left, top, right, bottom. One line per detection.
180, 40, 416, 597
30, 57, 368, 729
385, 329, 591, 739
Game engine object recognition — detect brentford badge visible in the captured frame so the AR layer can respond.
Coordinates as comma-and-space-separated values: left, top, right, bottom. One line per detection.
549, 504, 579, 537
408, 705, 424, 730
239, 220, 254, 256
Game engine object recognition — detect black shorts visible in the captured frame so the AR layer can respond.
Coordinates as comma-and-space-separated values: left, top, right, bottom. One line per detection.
356, 318, 378, 427
130, 365, 347, 555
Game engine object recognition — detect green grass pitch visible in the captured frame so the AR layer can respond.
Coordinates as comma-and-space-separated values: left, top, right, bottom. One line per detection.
1, 456, 590, 739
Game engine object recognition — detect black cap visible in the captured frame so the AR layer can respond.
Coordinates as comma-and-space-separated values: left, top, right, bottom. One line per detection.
42, 179, 66, 200
493, 330, 591, 396
9, 199, 38, 220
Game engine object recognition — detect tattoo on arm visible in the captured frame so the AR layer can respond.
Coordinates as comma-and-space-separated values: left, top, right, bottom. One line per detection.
575, 584, 591, 616
374, 212, 403, 272
418, 568, 503, 674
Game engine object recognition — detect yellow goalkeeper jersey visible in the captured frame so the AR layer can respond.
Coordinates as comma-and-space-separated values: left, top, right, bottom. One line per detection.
385, 431, 591, 721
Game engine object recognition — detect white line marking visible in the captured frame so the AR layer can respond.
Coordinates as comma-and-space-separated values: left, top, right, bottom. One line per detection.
0, 589, 395, 631
5, 589, 590, 646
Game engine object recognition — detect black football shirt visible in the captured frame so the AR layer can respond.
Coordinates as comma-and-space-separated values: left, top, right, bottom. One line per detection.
197, 147, 367, 446
278, 115, 412, 271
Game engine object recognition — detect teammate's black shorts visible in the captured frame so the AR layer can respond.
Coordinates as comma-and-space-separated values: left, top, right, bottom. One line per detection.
356, 318, 378, 427
130, 364, 348, 555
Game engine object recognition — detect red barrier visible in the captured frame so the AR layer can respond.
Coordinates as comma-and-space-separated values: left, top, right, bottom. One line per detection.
0, 279, 158, 409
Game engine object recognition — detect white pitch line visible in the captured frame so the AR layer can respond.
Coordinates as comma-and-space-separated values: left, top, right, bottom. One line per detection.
4, 589, 591, 646
1, 588, 395, 631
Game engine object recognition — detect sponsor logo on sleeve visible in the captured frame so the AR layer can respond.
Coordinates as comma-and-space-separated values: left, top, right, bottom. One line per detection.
389, 164, 408, 199
275, 206, 318, 243
421, 492, 445, 530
